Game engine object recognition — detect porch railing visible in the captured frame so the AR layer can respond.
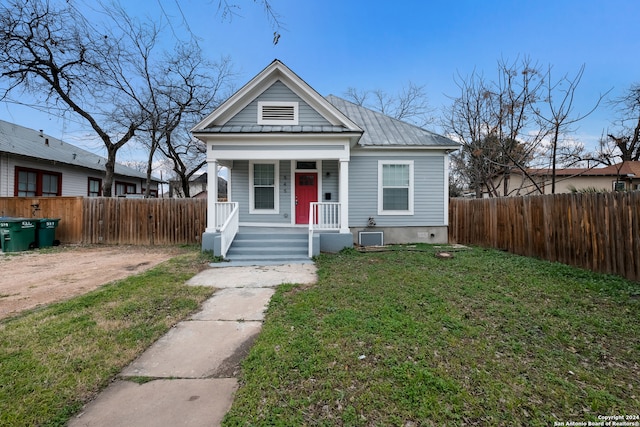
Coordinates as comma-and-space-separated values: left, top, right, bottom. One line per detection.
309, 202, 341, 230
215, 202, 239, 257
308, 202, 341, 257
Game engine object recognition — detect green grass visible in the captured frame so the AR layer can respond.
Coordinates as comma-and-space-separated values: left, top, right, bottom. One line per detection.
224, 246, 640, 426
0, 249, 215, 426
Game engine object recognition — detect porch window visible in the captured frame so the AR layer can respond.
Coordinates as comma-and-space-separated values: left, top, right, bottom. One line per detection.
378, 161, 414, 215
250, 161, 279, 213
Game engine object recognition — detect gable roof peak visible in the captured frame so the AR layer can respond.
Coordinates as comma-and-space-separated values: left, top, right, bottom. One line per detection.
192, 60, 362, 133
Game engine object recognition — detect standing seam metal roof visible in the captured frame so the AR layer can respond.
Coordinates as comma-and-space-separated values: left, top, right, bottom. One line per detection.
197, 94, 459, 149
325, 95, 459, 147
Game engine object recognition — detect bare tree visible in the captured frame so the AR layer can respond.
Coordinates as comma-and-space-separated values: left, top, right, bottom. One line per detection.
344, 82, 434, 128
0, 0, 151, 196
0, 1, 277, 197
444, 70, 495, 197
600, 83, 640, 163
444, 58, 546, 197
534, 64, 607, 193
104, 5, 234, 198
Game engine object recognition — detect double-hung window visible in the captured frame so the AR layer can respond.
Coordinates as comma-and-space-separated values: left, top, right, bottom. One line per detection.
88, 178, 102, 197
41, 173, 59, 197
378, 160, 414, 215
250, 161, 279, 213
15, 167, 62, 197
115, 182, 136, 196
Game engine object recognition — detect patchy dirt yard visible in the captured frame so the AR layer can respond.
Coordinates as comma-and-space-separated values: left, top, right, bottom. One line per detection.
0, 245, 187, 320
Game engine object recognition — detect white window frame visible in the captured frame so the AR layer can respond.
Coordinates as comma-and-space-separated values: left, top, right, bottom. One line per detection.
249, 160, 279, 214
257, 101, 299, 125
378, 160, 414, 215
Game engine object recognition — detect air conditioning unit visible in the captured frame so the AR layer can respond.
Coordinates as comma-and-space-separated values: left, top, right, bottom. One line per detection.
359, 231, 384, 246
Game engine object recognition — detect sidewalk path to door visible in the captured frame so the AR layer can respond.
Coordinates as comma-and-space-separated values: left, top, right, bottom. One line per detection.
68, 263, 318, 427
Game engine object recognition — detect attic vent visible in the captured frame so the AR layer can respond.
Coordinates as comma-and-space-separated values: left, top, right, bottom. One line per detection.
258, 101, 298, 125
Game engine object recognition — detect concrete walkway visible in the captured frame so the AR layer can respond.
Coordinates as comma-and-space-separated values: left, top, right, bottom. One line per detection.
68, 263, 317, 427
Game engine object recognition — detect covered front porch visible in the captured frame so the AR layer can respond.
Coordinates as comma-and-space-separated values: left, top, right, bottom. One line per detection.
202, 156, 354, 260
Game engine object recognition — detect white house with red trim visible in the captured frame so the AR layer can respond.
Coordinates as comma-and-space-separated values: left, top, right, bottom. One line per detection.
192, 60, 459, 262
0, 120, 161, 198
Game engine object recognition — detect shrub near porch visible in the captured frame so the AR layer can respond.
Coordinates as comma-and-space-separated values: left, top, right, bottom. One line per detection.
224, 247, 640, 426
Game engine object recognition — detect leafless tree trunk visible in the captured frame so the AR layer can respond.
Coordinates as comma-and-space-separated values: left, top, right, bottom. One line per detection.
0, 0, 149, 196
1, 1, 276, 197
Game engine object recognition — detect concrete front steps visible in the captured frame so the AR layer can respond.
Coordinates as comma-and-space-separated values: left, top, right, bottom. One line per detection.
225, 230, 311, 265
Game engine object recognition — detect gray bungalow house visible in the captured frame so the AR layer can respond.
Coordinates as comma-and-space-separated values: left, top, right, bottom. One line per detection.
192, 60, 459, 262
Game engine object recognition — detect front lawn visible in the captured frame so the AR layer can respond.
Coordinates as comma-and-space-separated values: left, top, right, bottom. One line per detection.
0, 250, 215, 426
224, 247, 640, 426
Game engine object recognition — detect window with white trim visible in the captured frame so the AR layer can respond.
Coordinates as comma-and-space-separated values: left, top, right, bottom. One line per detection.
257, 101, 298, 125
378, 161, 414, 215
250, 161, 279, 213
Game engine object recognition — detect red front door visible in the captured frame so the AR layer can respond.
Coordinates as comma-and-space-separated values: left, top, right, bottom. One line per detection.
295, 172, 318, 224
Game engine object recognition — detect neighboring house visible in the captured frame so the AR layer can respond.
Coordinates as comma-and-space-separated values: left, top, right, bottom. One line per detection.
192, 60, 459, 258
168, 173, 228, 200
492, 161, 640, 196
0, 120, 161, 197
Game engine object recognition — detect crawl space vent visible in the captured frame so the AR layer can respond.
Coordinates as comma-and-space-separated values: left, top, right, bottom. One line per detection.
359, 231, 384, 246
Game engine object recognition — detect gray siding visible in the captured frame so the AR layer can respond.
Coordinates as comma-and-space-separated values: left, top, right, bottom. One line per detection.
321, 160, 339, 202
226, 81, 331, 126
348, 154, 445, 227
232, 160, 291, 224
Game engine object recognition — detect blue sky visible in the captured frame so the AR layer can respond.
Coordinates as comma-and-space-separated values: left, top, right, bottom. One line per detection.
2, 0, 639, 161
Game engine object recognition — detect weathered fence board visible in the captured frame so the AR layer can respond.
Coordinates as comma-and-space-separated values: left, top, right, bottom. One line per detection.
82, 198, 207, 245
0, 197, 84, 243
0, 197, 207, 246
449, 193, 640, 282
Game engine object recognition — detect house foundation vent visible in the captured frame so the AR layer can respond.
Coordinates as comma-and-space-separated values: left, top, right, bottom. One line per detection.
359, 231, 384, 247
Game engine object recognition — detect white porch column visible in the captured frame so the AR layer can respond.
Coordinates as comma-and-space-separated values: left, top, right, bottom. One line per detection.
206, 160, 218, 232
339, 159, 349, 233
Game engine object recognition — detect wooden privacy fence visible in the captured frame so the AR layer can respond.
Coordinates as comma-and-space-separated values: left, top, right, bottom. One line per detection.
449, 192, 640, 282
0, 197, 207, 246
0, 197, 84, 243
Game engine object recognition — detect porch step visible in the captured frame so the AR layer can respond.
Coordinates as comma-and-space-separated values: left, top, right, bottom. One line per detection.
225, 231, 310, 264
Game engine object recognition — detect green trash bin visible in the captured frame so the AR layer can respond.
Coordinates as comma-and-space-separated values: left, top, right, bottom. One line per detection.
36, 218, 61, 248
0, 217, 37, 252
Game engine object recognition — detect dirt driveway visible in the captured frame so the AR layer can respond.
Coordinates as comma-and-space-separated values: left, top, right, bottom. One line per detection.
0, 245, 186, 320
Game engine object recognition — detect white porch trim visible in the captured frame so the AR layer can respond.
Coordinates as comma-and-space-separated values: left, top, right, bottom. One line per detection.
339, 159, 349, 233
206, 160, 218, 232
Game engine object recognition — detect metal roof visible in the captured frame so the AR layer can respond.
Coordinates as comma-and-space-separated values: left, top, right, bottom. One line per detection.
197, 94, 460, 149
0, 120, 160, 181
325, 95, 459, 148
